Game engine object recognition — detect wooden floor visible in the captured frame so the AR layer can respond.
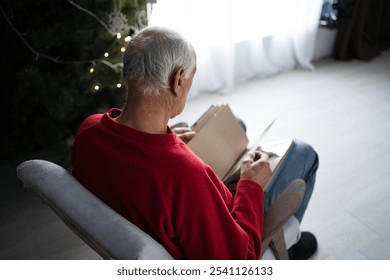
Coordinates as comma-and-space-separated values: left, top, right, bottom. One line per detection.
1, 51, 390, 260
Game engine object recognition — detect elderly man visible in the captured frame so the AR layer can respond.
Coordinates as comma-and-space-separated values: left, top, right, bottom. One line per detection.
72, 26, 318, 260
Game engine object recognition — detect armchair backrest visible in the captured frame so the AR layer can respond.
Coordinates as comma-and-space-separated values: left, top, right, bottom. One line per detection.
16, 159, 173, 260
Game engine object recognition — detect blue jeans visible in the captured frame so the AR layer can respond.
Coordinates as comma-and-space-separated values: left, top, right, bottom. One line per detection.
263, 140, 319, 223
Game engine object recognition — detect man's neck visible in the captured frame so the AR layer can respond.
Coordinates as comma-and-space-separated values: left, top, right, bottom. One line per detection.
115, 92, 172, 135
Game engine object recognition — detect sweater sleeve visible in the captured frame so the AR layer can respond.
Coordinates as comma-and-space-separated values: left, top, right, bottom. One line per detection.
173, 166, 264, 260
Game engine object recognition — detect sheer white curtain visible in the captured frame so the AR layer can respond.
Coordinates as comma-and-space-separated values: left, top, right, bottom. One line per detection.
148, 0, 323, 98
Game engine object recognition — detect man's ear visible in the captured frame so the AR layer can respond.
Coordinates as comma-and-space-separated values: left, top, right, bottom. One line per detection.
172, 67, 185, 97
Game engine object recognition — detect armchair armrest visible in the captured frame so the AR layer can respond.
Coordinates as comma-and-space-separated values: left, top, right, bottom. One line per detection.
261, 179, 306, 259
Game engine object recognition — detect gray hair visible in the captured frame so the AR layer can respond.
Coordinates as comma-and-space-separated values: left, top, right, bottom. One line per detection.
123, 26, 196, 95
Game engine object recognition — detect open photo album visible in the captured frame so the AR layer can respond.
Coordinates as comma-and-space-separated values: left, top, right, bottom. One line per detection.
187, 104, 294, 191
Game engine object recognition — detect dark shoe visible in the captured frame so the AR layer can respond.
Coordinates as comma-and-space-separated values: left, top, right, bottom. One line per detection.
288, 231, 317, 260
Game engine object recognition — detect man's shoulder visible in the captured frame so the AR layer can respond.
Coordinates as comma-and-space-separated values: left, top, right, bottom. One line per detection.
77, 113, 103, 135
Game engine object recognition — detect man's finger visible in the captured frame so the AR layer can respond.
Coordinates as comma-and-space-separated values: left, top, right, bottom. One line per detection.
172, 127, 192, 134
257, 151, 269, 162
242, 151, 255, 164
182, 131, 196, 138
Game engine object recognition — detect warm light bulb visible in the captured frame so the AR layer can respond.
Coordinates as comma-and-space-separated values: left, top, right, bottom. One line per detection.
94, 85, 100, 91
104, 52, 109, 57
116, 33, 122, 39
116, 83, 122, 88
120, 47, 126, 53
89, 68, 94, 73
125, 36, 131, 42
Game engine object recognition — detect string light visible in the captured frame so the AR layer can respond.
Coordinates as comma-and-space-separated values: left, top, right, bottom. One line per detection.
2, 3, 148, 92
89, 32, 132, 91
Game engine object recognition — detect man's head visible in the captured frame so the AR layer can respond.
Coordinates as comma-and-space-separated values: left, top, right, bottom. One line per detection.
123, 26, 196, 96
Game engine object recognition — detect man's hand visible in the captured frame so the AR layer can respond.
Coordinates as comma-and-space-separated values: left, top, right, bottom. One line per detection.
240, 151, 272, 188
172, 127, 196, 143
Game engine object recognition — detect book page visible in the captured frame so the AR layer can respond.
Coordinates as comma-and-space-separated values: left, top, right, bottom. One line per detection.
224, 139, 294, 192
188, 105, 249, 179
191, 105, 220, 132
261, 139, 295, 191
222, 118, 276, 183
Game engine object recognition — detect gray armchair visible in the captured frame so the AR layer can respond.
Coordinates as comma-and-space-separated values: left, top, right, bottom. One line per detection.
16, 159, 305, 260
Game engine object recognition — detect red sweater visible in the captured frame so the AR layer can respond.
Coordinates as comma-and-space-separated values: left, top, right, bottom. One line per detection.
72, 108, 264, 259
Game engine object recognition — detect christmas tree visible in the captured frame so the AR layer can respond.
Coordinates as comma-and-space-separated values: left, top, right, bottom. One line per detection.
0, 0, 147, 164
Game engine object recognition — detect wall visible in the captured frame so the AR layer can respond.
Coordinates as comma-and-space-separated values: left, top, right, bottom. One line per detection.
313, 27, 338, 61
